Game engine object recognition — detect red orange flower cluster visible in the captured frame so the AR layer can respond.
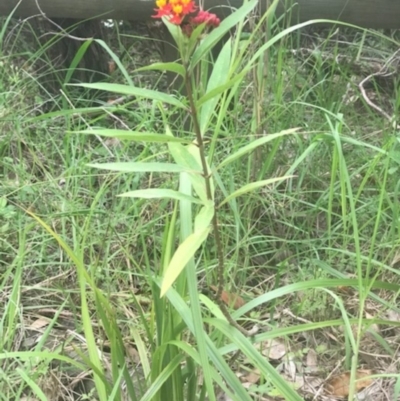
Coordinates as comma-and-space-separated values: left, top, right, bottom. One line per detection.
153, 0, 220, 29
154, 0, 197, 24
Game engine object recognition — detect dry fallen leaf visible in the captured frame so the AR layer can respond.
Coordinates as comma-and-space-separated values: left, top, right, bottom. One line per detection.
256, 339, 287, 360
306, 349, 318, 368
210, 285, 245, 310
125, 344, 141, 363
337, 285, 354, 295
108, 60, 116, 74
104, 137, 122, 148
243, 369, 261, 385
326, 369, 373, 397
365, 312, 379, 333
388, 309, 400, 322
29, 317, 49, 330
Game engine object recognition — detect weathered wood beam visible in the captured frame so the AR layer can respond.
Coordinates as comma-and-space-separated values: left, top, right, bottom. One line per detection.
1, 0, 400, 28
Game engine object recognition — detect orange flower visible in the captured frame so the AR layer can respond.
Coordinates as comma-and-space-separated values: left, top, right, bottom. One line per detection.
153, 0, 197, 25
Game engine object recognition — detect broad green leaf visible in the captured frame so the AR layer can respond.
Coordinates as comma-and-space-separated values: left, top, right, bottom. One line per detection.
200, 39, 232, 133
118, 189, 204, 204
168, 140, 208, 203
75, 83, 187, 109
219, 176, 293, 207
161, 226, 210, 296
194, 202, 214, 232
191, 0, 258, 67
88, 162, 188, 173
77, 129, 188, 143
135, 62, 185, 77
218, 128, 299, 170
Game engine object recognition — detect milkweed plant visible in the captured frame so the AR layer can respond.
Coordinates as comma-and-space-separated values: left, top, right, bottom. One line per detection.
72, 0, 312, 400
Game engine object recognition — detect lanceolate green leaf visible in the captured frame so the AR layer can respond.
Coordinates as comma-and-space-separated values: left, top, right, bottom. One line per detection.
77, 129, 189, 143
163, 17, 184, 52
17, 368, 48, 401
218, 128, 299, 170
187, 143, 215, 200
196, 73, 245, 108
140, 355, 185, 401
194, 203, 214, 232
219, 177, 293, 207
29, 107, 119, 122
24, 212, 109, 401
168, 142, 202, 172
233, 279, 400, 318
187, 23, 208, 54
200, 39, 232, 133
161, 282, 254, 401
191, 0, 258, 67
160, 226, 211, 296
118, 189, 204, 204
65, 40, 92, 85
95, 39, 134, 85
168, 141, 208, 203
248, 20, 340, 68
217, 318, 400, 356
178, 172, 218, 401
88, 162, 188, 173
211, 319, 304, 401
135, 62, 185, 77
76, 83, 187, 109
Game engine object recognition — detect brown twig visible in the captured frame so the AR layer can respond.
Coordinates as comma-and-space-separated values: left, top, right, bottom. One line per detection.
358, 48, 400, 129
34, 0, 96, 41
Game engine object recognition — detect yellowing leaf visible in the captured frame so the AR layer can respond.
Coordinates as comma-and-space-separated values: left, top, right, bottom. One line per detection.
187, 143, 215, 200
168, 139, 208, 203
194, 202, 214, 232
161, 226, 210, 296
199, 38, 232, 133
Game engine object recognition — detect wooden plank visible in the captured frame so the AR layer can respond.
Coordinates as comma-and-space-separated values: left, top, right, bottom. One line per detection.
1, 0, 399, 28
